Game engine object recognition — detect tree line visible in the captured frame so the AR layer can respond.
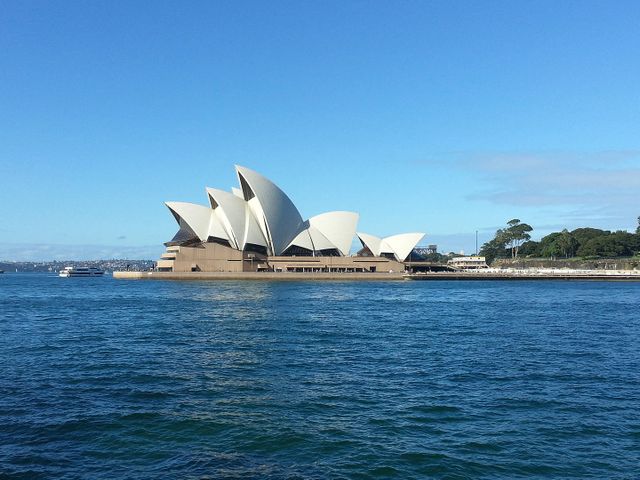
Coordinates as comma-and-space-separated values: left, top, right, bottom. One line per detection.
479, 217, 640, 264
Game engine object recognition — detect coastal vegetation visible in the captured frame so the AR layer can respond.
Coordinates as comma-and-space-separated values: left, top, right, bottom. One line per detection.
480, 218, 640, 264
480, 219, 533, 260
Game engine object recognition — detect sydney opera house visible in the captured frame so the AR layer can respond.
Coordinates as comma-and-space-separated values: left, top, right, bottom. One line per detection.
157, 165, 425, 273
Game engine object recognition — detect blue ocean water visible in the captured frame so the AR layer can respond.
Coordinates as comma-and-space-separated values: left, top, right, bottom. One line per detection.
1, 274, 639, 479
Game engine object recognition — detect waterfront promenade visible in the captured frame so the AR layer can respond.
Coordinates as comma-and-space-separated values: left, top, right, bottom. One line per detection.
404, 269, 640, 281
113, 271, 406, 281
114, 269, 640, 281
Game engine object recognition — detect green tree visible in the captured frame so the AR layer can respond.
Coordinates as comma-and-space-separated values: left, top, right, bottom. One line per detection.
479, 219, 533, 262
541, 242, 561, 259
556, 229, 579, 258
577, 231, 640, 257
570, 227, 608, 248
538, 232, 562, 258
518, 240, 540, 257
504, 219, 533, 258
637, 216, 640, 234
479, 236, 507, 264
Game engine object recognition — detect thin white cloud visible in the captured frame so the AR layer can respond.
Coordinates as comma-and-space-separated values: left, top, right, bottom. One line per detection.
456, 150, 640, 228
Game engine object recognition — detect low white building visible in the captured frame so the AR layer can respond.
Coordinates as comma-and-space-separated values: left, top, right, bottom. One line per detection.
447, 256, 488, 270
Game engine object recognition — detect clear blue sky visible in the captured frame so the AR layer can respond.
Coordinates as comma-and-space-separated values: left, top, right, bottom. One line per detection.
1, 1, 639, 260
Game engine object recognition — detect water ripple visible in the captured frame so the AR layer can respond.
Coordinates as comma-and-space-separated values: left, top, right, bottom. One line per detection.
1, 275, 639, 478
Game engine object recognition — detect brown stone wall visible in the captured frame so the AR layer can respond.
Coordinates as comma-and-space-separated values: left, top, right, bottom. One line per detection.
267, 255, 405, 272
172, 243, 244, 272
167, 242, 406, 273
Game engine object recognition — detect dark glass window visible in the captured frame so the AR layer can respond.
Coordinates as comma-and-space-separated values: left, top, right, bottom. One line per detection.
207, 237, 231, 248
244, 243, 268, 255
317, 248, 341, 257
281, 245, 313, 257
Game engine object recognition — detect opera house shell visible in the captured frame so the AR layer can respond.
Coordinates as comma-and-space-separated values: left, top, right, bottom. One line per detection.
158, 165, 425, 273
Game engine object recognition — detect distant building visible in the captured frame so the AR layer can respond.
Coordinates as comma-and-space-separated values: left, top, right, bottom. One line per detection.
414, 245, 438, 256
447, 256, 488, 270
157, 165, 425, 273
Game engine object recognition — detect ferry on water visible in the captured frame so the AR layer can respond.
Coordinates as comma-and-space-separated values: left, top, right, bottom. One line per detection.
59, 266, 105, 277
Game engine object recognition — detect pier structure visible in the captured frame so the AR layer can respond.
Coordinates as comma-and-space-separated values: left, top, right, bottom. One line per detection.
113, 268, 640, 281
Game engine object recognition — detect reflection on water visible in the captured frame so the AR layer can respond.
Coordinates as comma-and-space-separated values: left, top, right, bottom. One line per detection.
0, 274, 639, 479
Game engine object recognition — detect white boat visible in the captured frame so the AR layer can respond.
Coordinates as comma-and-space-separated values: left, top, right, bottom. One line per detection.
59, 266, 105, 277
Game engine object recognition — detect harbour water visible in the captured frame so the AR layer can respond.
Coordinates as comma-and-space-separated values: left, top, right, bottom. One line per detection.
1, 274, 639, 478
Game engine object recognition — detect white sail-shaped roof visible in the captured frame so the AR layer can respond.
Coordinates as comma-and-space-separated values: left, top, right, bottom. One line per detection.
309, 211, 359, 256
384, 233, 425, 261
207, 188, 244, 249
357, 232, 383, 257
206, 187, 267, 250
286, 228, 315, 252
243, 207, 268, 249
307, 225, 337, 251
208, 187, 268, 250
235, 165, 304, 255
357, 231, 424, 261
165, 202, 229, 243
285, 224, 338, 253
164, 165, 420, 261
